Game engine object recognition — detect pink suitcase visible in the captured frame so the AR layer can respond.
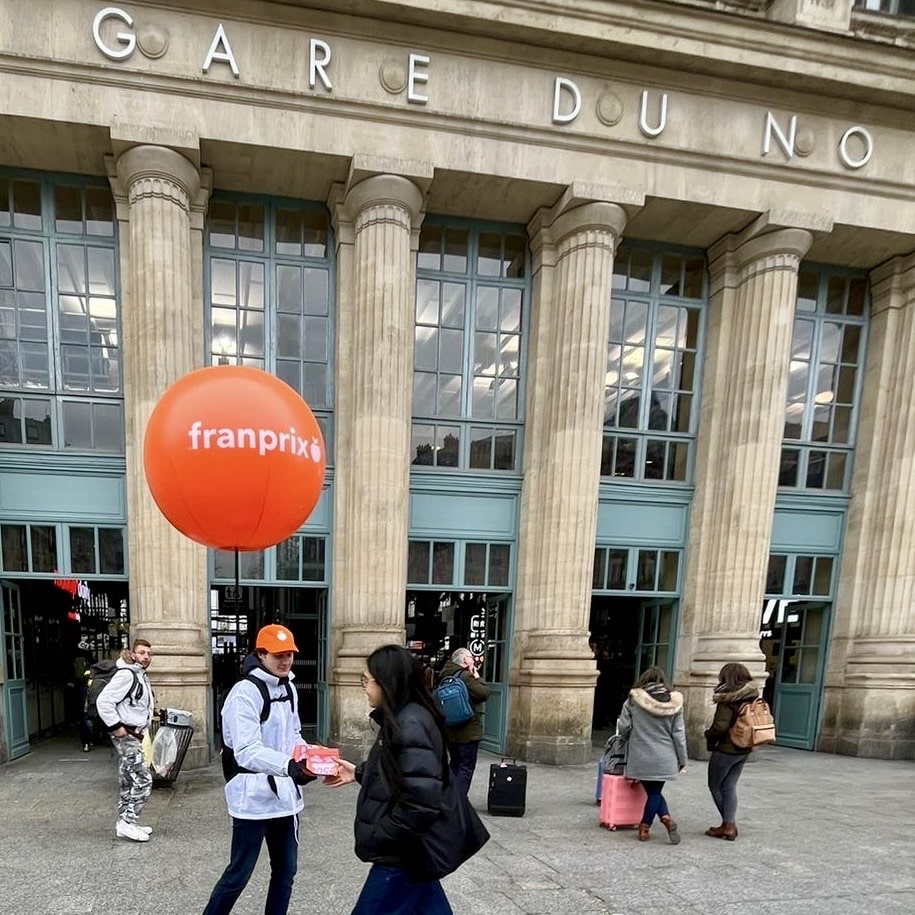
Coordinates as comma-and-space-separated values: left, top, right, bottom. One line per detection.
598, 774, 647, 830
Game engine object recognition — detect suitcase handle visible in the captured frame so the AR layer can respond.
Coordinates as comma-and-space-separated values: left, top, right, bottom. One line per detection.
498, 757, 518, 767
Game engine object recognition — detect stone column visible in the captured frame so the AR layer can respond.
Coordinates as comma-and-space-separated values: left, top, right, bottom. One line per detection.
676, 217, 813, 756
510, 187, 630, 765
329, 170, 425, 759
109, 145, 211, 767
819, 252, 915, 759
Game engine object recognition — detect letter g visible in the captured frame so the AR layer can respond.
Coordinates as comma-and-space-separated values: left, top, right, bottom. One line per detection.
93, 7, 137, 61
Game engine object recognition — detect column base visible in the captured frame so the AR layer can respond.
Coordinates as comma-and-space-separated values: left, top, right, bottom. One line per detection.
819, 639, 915, 760
507, 631, 598, 765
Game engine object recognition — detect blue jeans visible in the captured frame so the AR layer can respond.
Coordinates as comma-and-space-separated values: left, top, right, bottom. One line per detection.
448, 741, 480, 797
639, 780, 670, 825
202, 815, 298, 915
707, 751, 748, 823
351, 865, 453, 915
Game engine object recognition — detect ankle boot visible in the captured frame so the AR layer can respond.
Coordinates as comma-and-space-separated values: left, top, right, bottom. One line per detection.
706, 822, 738, 840
659, 814, 681, 845
705, 823, 727, 838
637, 823, 650, 841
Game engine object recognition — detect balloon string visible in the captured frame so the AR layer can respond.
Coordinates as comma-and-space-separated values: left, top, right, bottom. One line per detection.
234, 549, 240, 601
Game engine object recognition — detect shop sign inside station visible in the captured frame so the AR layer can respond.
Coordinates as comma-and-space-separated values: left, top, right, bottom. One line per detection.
759, 598, 801, 638
90, 6, 876, 172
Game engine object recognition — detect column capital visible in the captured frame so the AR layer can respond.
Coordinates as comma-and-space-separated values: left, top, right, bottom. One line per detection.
868, 250, 915, 314
110, 145, 202, 213
330, 173, 426, 248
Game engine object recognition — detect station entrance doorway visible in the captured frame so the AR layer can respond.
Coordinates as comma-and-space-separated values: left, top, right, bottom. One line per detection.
589, 596, 678, 731
209, 585, 328, 742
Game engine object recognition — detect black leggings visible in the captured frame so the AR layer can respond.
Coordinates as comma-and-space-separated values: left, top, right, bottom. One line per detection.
639, 780, 669, 824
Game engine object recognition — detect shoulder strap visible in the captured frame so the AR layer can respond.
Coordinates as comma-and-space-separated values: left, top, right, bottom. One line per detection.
243, 674, 294, 723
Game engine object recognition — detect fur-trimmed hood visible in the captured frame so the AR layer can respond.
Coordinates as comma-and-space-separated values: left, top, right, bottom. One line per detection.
629, 687, 684, 716
712, 681, 759, 704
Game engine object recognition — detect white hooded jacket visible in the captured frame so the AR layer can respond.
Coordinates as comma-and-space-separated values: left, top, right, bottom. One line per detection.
95, 659, 153, 734
221, 663, 308, 820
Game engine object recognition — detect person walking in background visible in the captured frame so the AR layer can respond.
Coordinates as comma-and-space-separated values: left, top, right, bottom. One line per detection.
202, 624, 314, 915
438, 647, 490, 797
95, 638, 154, 843
617, 667, 687, 844
325, 645, 455, 915
703, 662, 759, 842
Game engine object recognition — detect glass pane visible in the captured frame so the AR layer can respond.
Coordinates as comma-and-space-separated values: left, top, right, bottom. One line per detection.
412, 375, 436, 416
471, 376, 493, 418
213, 550, 234, 579
825, 452, 847, 490
825, 276, 846, 314
441, 283, 464, 327
239, 550, 265, 579
0, 177, 8, 227
793, 556, 814, 595
766, 554, 787, 594
477, 233, 502, 276
503, 235, 526, 278
1, 525, 27, 571
436, 426, 460, 467
278, 314, 302, 359
93, 402, 123, 451
236, 204, 265, 252
275, 208, 302, 256
438, 374, 462, 417
276, 537, 300, 580
796, 271, 818, 311
464, 543, 487, 586
779, 448, 799, 487
492, 428, 515, 470
804, 607, 824, 645
62, 400, 92, 449
658, 551, 679, 591
70, 526, 97, 574
30, 525, 57, 572
846, 278, 867, 316
23, 399, 51, 445
16, 240, 46, 290
418, 225, 442, 271
54, 187, 83, 233
0, 240, 11, 286
592, 548, 606, 590
628, 249, 651, 292
0, 397, 22, 443
84, 187, 114, 236
439, 328, 462, 374
239, 262, 265, 309
607, 549, 628, 589
408, 541, 430, 583
637, 550, 657, 589
468, 428, 492, 469
683, 258, 704, 298
276, 265, 302, 313
301, 537, 325, 581
411, 424, 434, 465
431, 541, 455, 585
812, 557, 833, 595
12, 180, 42, 230
98, 528, 125, 574
299, 210, 327, 258
489, 544, 510, 587
209, 200, 236, 248
416, 279, 439, 325
798, 649, 818, 684
660, 255, 681, 295
476, 287, 499, 332
304, 269, 328, 315
443, 228, 468, 273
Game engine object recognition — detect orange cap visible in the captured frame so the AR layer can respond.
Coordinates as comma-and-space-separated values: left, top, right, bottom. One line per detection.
255, 624, 299, 653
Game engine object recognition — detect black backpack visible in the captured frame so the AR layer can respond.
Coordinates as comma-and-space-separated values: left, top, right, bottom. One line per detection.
85, 659, 140, 721
220, 674, 295, 782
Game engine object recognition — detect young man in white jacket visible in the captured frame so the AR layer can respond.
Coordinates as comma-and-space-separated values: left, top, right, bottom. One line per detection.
202, 624, 313, 915
95, 639, 154, 843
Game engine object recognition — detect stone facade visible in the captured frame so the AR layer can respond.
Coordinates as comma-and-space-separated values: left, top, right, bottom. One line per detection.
0, 1, 912, 764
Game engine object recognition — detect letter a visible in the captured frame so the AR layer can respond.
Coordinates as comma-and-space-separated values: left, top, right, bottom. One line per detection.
203, 24, 240, 77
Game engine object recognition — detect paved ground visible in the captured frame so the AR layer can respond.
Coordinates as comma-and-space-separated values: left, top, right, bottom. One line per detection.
0, 734, 913, 915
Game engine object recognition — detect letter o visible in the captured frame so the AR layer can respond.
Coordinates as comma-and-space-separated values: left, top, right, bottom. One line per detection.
838, 126, 873, 170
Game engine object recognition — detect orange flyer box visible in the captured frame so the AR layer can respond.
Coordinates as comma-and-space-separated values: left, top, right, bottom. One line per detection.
295, 745, 340, 776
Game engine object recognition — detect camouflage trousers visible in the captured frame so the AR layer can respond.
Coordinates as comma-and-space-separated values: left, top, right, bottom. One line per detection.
111, 734, 152, 824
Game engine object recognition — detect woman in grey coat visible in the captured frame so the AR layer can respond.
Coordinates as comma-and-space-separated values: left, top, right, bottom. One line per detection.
617, 667, 687, 844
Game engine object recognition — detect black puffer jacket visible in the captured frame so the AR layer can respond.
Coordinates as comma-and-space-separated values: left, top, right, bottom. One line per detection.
353, 702, 446, 868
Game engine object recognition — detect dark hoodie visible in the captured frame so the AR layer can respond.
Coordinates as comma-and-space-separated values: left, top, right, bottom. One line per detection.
704, 681, 760, 754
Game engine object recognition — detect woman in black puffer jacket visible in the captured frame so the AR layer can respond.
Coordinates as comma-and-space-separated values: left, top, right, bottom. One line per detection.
326, 645, 453, 915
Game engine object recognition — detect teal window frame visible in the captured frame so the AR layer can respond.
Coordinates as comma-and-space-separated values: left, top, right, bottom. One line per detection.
603, 243, 707, 483
591, 545, 682, 595
204, 193, 335, 460
0, 170, 124, 454
0, 520, 127, 577
412, 217, 529, 473
779, 265, 868, 493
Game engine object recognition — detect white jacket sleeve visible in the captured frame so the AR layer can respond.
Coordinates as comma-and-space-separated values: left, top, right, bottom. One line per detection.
222, 684, 292, 778
95, 669, 135, 728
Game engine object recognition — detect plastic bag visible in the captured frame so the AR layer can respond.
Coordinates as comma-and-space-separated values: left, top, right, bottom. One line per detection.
142, 731, 154, 767
151, 726, 179, 777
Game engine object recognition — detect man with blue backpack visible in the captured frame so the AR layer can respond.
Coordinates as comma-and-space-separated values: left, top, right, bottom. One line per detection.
436, 647, 490, 798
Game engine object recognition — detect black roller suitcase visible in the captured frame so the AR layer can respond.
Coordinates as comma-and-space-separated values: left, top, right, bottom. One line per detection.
487, 758, 527, 816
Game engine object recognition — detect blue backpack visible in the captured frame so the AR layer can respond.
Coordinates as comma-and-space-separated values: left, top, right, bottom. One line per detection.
434, 674, 474, 726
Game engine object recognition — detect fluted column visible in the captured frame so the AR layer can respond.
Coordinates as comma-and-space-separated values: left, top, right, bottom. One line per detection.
109, 145, 211, 766
509, 193, 628, 764
676, 220, 813, 756
820, 252, 915, 759
329, 174, 425, 757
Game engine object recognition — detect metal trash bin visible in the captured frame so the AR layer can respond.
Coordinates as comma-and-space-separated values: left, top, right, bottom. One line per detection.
149, 708, 194, 787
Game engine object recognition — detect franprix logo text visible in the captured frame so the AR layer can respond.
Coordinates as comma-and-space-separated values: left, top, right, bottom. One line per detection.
188, 421, 323, 461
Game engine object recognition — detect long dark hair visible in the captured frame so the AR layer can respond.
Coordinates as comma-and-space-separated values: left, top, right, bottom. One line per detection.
717, 662, 752, 693
367, 645, 447, 795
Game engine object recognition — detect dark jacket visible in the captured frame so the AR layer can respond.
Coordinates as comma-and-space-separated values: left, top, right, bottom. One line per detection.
704, 682, 760, 754
438, 660, 490, 744
353, 702, 446, 869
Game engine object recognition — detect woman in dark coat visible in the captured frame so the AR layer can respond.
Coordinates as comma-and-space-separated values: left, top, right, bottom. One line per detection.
703, 662, 759, 841
326, 645, 453, 914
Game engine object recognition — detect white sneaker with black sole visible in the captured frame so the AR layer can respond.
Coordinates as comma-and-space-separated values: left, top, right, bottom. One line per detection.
116, 820, 150, 842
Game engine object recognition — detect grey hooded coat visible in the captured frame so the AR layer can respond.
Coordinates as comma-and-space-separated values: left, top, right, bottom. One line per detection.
617, 687, 688, 781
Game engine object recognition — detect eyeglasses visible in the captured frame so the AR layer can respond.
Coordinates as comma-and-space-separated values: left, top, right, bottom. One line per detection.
360, 674, 375, 687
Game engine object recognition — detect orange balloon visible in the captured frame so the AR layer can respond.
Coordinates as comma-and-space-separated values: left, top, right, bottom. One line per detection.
143, 366, 326, 551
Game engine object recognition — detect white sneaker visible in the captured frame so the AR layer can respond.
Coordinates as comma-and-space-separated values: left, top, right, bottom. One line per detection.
116, 820, 150, 842
138, 825, 153, 834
